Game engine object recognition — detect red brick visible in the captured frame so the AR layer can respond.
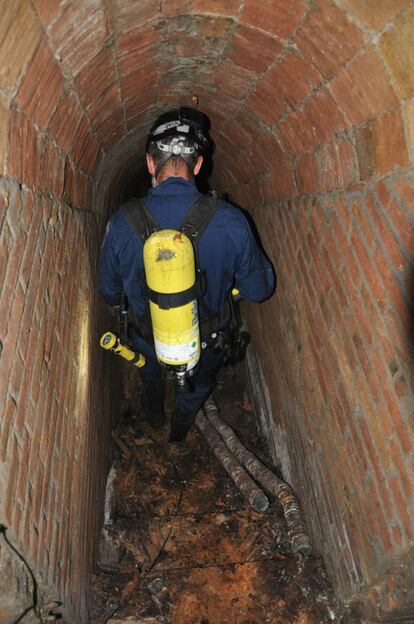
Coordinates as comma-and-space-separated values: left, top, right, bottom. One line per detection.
38, 138, 65, 198
379, 5, 414, 99
277, 87, 346, 156
298, 251, 318, 311
307, 198, 324, 242
78, 132, 102, 177
365, 479, 393, 556
212, 61, 254, 103
0, 396, 17, 462
323, 246, 349, 311
17, 260, 41, 357
240, 0, 306, 40
120, 63, 158, 103
335, 194, 353, 239
366, 191, 408, 272
5, 434, 19, 523
248, 51, 321, 125
0, 232, 26, 350
75, 46, 117, 111
86, 82, 121, 128
31, 0, 62, 25
351, 229, 387, 300
377, 193, 414, 261
356, 195, 376, 247
359, 420, 393, 515
259, 162, 296, 201
228, 24, 282, 73
389, 475, 413, 541
192, 0, 240, 13
331, 47, 398, 127
0, 1, 42, 90
294, 0, 364, 79
11, 503, 22, 537
15, 429, 30, 505
324, 224, 346, 276
125, 92, 158, 130
15, 37, 64, 131
160, 0, 190, 16
337, 137, 359, 188
7, 109, 39, 186
8, 346, 24, 402
341, 0, 410, 31
0, 218, 12, 297
403, 97, 414, 162
195, 14, 234, 39
117, 27, 157, 75
108, 0, 161, 32
390, 438, 412, 498
49, 2, 108, 75
391, 524, 403, 547
0, 101, 9, 173
49, 91, 86, 154
70, 114, 92, 167
331, 213, 361, 286
357, 110, 409, 179
318, 141, 343, 192
392, 176, 414, 218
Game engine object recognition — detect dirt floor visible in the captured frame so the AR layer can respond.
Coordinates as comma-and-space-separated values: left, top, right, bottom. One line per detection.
90, 365, 357, 624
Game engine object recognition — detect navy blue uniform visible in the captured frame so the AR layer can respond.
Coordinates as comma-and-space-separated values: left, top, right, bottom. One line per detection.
99, 177, 274, 415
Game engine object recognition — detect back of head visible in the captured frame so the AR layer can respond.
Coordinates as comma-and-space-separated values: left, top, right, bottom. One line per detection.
146, 107, 211, 180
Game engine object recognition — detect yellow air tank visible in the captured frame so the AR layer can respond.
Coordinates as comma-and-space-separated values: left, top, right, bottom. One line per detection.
143, 229, 200, 373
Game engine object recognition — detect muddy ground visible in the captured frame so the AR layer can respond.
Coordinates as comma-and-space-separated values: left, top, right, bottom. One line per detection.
90, 365, 357, 624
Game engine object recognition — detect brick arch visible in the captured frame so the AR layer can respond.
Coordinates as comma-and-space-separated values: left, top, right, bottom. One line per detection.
1, 1, 414, 621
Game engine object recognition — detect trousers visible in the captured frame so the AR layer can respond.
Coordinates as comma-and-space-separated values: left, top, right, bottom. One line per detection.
130, 328, 224, 415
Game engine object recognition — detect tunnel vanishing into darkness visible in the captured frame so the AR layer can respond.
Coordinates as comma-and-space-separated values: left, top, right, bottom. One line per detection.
1, 0, 414, 621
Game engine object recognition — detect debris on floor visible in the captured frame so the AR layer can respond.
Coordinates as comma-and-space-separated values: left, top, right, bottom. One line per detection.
90, 366, 357, 624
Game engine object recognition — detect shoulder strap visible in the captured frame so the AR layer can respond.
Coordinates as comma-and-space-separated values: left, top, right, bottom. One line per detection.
180, 192, 221, 323
121, 198, 160, 242
179, 192, 221, 264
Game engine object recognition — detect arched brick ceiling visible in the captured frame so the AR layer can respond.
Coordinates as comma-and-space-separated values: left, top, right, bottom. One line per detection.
4, 0, 413, 208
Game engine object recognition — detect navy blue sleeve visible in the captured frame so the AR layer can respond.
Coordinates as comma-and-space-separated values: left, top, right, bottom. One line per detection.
99, 213, 147, 315
98, 219, 123, 306
233, 213, 275, 302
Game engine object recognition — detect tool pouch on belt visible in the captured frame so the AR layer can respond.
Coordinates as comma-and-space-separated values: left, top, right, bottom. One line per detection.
127, 305, 153, 344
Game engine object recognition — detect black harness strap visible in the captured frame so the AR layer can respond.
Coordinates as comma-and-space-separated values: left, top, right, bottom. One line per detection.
147, 274, 206, 310
179, 193, 220, 267
121, 193, 222, 338
121, 198, 159, 242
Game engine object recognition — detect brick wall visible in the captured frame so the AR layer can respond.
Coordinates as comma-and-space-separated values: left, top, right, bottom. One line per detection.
2, 0, 414, 620
219, 4, 414, 618
242, 171, 414, 603
0, 2, 117, 620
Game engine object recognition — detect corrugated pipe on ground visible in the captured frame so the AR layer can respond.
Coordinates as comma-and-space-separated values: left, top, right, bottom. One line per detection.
201, 396, 312, 555
196, 411, 270, 513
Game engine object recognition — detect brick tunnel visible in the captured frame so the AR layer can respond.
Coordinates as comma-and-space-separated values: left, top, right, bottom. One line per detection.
1, 0, 414, 622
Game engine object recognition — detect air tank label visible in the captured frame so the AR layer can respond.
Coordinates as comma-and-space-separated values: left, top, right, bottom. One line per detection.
153, 336, 200, 366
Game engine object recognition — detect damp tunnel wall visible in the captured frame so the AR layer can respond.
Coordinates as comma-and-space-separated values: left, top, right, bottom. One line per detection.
1, 1, 414, 622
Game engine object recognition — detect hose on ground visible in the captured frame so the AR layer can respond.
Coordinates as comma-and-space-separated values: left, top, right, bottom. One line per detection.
203, 396, 312, 555
196, 411, 269, 513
